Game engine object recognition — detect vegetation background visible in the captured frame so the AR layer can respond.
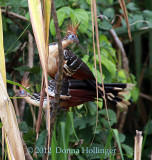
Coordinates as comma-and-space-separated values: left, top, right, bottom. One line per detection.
0, 0, 152, 159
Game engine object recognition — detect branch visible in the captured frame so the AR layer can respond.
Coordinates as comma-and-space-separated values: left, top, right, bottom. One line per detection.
98, 14, 129, 74
42, 0, 64, 159
50, 0, 64, 133
1, 9, 29, 22
140, 93, 152, 102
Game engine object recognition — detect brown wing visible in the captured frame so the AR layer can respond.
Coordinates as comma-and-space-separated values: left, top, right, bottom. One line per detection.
63, 49, 95, 80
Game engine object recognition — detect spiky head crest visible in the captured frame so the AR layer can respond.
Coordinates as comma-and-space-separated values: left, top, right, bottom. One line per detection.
66, 22, 80, 36
62, 22, 80, 44
19, 78, 30, 90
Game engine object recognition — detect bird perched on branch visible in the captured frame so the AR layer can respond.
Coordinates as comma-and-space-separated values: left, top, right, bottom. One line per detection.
16, 78, 134, 110
15, 78, 70, 109
47, 22, 134, 109
48, 23, 79, 78
48, 23, 95, 81
16, 23, 134, 110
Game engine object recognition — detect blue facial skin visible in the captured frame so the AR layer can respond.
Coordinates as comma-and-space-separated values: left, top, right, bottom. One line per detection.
19, 90, 25, 96
68, 34, 79, 44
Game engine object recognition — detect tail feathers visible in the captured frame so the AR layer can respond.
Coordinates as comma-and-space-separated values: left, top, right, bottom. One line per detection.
69, 79, 134, 109
99, 83, 134, 109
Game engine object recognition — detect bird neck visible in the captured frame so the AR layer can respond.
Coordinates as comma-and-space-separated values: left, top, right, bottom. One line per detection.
49, 39, 72, 57
23, 94, 40, 107
22, 93, 49, 109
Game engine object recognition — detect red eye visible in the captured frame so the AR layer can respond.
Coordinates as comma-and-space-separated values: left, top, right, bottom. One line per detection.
20, 90, 24, 94
72, 35, 74, 38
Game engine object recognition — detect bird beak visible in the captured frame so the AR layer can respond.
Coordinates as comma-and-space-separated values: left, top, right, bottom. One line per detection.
74, 37, 79, 44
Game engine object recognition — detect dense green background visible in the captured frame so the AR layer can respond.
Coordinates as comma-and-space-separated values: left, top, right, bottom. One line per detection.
1, 0, 152, 159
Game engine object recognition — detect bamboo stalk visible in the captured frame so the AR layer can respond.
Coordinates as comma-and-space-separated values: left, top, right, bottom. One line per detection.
0, 72, 25, 159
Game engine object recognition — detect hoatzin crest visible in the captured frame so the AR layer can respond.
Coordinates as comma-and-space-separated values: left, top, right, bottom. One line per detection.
48, 23, 79, 78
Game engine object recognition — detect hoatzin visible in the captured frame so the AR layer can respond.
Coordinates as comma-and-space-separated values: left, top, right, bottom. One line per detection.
47, 47, 134, 109
16, 78, 134, 110
48, 23, 79, 78
46, 23, 134, 109
16, 23, 134, 109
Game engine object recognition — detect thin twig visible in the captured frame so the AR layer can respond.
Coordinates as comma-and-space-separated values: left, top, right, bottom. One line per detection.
139, 53, 149, 87
93, 0, 110, 128
22, 138, 33, 160
19, 33, 34, 120
117, 108, 128, 133
29, 104, 36, 129
90, 0, 99, 145
118, 0, 132, 41
140, 93, 152, 102
110, 29, 129, 73
1, 9, 29, 21
36, 78, 45, 135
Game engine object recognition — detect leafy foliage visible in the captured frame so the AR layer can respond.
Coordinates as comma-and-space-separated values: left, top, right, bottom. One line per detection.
1, 0, 152, 160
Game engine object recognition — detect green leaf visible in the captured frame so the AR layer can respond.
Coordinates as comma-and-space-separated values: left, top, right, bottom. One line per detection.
20, 0, 28, 7
0, 123, 3, 128
51, 128, 57, 160
70, 9, 89, 33
87, 102, 97, 116
143, 10, 152, 17
130, 87, 139, 102
126, 2, 139, 11
81, 55, 89, 63
36, 130, 47, 148
91, 66, 105, 83
4, 31, 21, 52
85, 0, 91, 5
100, 55, 116, 77
103, 8, 115, 19
99, 19, 112, 30
68, 112, 79, 141
144, 120, 152, 135
99, 109, 117, 127
101, 130, 113, 159
112, 129, 124, 160
65, 112, 73, 148
29, 66, 40, 74
121, 144, 133, 158
50, 7, 72, 36
95, 98, 103, 109
118, 70, 127, 83
19, 121, 29, 133
50, 20, 56, 36
58, 122, 67, 160
25, 11, 30, 20
14, 66, 30, 72
119, 133, 126, 143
